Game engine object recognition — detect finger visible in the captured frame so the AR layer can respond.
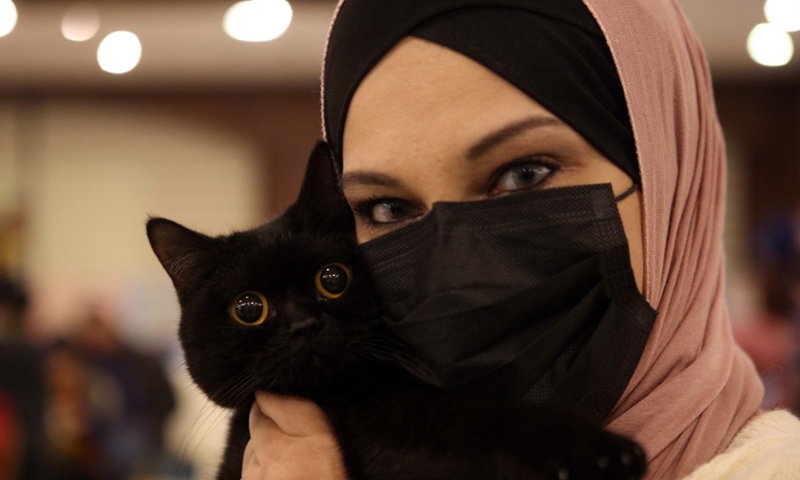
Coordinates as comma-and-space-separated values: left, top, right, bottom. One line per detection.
249, 399, 281, 441
254, 391, 332, 437
241, 439, 259, 479
241, 437, 282, 480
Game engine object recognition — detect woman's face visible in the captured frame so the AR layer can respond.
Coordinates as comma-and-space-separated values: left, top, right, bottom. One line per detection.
342, 37, 644, 292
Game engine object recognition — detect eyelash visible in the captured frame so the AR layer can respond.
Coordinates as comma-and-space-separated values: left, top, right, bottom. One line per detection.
351, 195, 411, 230
351, 156, 560, 229
486, 156, 560, 196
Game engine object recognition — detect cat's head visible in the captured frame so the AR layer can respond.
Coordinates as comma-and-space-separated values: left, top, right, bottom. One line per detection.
147, 142, 384, 406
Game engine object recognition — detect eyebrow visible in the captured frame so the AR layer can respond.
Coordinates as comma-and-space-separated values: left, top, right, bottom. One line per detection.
466, 115, 566, 160
341, 171, 401, 190
341, 116, 566, 190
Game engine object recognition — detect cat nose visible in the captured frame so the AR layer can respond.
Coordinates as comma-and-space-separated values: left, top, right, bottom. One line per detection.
289, 317, 319, 335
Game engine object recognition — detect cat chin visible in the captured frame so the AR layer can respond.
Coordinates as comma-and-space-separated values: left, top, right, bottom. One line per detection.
253, 366, 344, 398
257, 383, 331, 398
187, 345, 356, 407
203, 366, 349, 406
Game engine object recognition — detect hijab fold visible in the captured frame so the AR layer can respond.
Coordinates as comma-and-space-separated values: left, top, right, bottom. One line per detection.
321, 1, 764, 478
583, 1, 764, 477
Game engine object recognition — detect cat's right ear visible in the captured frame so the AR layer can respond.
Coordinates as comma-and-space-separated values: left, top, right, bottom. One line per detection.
146, 217, 216, 293
293, 141, 355, 231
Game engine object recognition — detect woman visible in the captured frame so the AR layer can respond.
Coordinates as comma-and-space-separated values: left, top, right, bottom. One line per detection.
242, 0, 800, 479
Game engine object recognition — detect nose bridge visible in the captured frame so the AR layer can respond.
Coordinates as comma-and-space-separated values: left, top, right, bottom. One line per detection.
417, 162, 486, 209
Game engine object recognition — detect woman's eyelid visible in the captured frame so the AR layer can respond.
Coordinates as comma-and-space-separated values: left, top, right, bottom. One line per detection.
352, 195, 422, 226
486, 155, 560, 191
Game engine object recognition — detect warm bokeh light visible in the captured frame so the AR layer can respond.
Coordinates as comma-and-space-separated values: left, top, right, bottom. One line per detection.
0, 0, 18, 38
223, 0, 293, 42
61, 3, 101, 42
97, 31, 142, 74
747, 22, 795, 66
765, 0, 800, 32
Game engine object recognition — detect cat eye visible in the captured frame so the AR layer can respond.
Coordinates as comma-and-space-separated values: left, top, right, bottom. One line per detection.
315, 263, 351, 299
230, 291, 269, 326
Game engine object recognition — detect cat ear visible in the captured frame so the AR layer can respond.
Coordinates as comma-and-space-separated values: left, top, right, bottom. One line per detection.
293, 141, 354, 231
146, 217, 217, 293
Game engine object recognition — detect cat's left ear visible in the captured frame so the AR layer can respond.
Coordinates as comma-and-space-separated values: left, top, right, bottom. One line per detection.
146, 217, 217, 294
293, 141, 354, 231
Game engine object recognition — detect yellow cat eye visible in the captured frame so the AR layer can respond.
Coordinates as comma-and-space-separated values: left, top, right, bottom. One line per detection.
315, 263, 351, 299
230, 291, 269, 326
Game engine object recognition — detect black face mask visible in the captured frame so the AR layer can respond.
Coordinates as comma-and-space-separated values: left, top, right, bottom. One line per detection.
360, 183, 656, 423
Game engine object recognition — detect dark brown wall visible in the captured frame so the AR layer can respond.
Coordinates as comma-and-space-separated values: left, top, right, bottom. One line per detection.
715, 81, 800, 232
4, 86, 323, 216
157, 89, 323, 214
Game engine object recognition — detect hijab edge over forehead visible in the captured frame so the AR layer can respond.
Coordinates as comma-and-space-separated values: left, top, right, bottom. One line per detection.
321, 0, 639, 183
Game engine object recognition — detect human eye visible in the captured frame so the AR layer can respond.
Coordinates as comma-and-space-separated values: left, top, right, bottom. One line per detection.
351, 196, 422, 229
487, 157, 559, 196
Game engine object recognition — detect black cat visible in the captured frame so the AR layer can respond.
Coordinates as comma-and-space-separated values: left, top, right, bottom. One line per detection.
147, 142, 646, 480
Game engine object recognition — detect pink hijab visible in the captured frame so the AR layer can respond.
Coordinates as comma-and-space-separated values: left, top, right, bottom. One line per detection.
321, 0, 764, 478
583, 0, 763, 478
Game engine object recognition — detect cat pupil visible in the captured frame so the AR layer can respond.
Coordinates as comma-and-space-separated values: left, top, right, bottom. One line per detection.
320, 265, 348, 294
236, 294, 264, 323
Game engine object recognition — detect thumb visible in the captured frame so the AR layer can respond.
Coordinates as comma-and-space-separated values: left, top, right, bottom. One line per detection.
254, 391, 332, 437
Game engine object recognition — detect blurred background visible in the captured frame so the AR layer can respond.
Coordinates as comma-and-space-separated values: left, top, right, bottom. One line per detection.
1, 0, 800, 479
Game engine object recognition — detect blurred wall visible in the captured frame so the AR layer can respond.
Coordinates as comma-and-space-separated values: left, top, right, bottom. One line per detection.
1, 100, 262, 335
715, 83, 800, 225
0, 98, 269, 478
0, 108, 16, 209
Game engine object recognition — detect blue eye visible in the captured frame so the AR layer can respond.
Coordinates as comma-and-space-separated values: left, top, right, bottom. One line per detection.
372, 200, 413, 223
353, 197, 420, 226
490, 159, 555, 195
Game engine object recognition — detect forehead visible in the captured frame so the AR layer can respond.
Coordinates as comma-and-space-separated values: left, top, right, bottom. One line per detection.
342, 37, 553, 173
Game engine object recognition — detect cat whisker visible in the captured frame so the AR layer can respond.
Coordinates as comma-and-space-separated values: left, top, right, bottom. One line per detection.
362, 338, 435, 377
185, 405, 232, 472
264, 367, 287, 394
216, 371, 259, 406
176, 371, 264, 474
169, 359, 189, 376
350, 360, 376, 392
369, 340, 430, 371
361, 346, 437, 384
235, 376, 261, 404
176, 396, 228, 470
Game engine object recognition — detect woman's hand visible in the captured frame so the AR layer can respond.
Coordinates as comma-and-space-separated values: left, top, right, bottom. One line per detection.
242, 391, 348, 480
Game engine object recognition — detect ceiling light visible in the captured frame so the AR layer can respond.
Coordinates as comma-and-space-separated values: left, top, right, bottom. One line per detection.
223, 0, 293, 42
97, 31, 142, 74
62, 3, 101, 42
765, 0, 800, 32
748, 23, 794, 67
0, 0, 17, 38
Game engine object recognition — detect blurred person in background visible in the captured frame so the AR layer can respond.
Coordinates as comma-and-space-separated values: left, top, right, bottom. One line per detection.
738, 205, 800, 413
71, 309, 177, 480
0, 275, 49, 480
45, 340, 106, 480
734, 271, 799, 412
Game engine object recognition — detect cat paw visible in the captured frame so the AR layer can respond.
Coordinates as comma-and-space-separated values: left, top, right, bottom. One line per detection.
545, 431, 647, 480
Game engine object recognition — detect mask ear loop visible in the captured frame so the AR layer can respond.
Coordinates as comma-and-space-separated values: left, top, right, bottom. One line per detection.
614, 183, 639, 202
